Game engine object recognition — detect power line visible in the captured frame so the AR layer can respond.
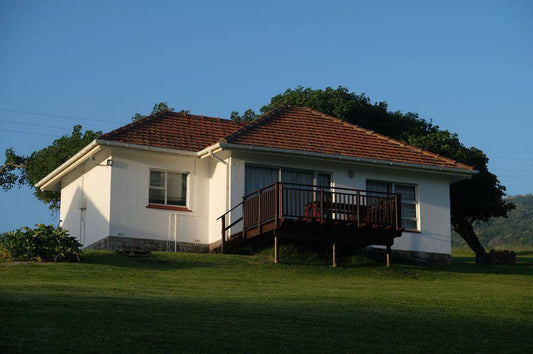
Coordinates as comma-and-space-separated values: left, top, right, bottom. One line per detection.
491, 168, 533, 173
0, 119, 72, 131
0, 129, 59, 137
498, 175, 533, 179
0, 108, 124, 125
491, 156, 533, 162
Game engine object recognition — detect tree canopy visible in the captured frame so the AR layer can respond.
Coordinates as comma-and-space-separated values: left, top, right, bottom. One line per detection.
240, 86, 515, 259
1, 125, 101, 210
131, 102, 180, 121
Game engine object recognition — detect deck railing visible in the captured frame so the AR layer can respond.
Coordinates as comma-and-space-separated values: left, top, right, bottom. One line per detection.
218, 182, 401, 251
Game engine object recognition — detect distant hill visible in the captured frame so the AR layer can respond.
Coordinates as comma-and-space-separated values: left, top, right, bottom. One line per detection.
452, 194, 533, 249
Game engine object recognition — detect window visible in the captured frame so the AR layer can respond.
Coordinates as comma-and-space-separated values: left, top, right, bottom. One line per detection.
366, 180, 418, 231
149, 170, 187, 206
244, 164, 331, 194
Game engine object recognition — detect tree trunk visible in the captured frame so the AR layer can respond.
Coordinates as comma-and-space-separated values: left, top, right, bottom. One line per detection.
452, 217, 489, 264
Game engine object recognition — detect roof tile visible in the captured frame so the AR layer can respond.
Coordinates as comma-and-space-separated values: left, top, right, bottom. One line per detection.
99, 106, 473, 170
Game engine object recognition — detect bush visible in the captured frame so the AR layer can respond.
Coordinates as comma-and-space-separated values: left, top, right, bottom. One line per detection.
0, 224, 82, 262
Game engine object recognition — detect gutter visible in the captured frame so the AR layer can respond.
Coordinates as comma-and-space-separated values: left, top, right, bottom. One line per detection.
217, 142, 478, 177
35, 140, 100, 189
95, 139, 198, 156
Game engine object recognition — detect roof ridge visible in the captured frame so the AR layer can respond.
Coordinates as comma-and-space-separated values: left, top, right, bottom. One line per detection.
100, 110, 241, 140
300, 106, 472, 170
222, 105, 290, 143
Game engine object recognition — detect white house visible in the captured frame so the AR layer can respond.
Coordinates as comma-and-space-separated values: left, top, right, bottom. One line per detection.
36, 106, 475, 264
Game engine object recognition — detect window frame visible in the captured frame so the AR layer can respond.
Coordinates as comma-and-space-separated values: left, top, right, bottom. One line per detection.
244, 163, 332, 194
148, 169, 189, 208
366, 179, 420, 232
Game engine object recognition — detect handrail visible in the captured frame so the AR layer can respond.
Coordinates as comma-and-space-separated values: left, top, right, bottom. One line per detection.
281, 182, 397, 197
242, 182, 277, 199
216, 200, 244, 220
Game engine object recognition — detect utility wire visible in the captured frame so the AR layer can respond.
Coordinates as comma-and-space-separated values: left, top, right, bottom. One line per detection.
491, 156, 533, 162
0, 129, 59, 137
0, 119, 72, 131
0, 108, 124, 124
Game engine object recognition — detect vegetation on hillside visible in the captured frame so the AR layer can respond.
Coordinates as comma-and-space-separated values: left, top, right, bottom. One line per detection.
453, 194, 533, 249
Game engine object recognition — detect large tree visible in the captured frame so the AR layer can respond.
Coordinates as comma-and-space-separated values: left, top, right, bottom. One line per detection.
1, 125, 101, 210
249, 86, 514, 261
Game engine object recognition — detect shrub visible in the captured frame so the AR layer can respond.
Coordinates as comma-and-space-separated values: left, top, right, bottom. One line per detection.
0, 224, 82, 262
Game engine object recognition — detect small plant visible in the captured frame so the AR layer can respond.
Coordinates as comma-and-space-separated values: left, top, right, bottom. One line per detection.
0, 224, 82, 262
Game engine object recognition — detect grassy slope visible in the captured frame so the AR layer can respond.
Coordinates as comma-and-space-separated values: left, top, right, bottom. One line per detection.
1, 251, 532, 353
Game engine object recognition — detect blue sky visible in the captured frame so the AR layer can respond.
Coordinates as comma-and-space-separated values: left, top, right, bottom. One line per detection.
1, 0, 532, 232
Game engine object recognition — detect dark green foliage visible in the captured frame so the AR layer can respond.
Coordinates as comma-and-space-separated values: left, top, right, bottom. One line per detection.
131, 101, 180, 121
0, 224, 82, 262
230, 109, 257, 122
0, 125, 101, 209
260, 86, 439, 140
453, 194, 533, 249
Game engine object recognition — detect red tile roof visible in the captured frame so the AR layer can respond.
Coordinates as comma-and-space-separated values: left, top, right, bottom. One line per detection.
223, 106, 473, 170
100, 106, 473, 170
100, 111, 245, 151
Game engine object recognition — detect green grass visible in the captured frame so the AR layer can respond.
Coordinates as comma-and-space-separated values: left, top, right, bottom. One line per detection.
1, 251, 532, 353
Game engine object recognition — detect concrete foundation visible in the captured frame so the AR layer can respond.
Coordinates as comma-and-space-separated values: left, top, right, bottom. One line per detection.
85, 236, 210, 253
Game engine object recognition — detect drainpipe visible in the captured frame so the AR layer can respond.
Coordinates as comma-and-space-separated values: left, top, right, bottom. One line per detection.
208, 149, 230, 213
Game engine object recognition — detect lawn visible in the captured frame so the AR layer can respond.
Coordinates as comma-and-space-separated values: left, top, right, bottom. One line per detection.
1, 250, 532, 353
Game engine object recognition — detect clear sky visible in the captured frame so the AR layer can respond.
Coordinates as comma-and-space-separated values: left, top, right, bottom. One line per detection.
1, 0, 532, 232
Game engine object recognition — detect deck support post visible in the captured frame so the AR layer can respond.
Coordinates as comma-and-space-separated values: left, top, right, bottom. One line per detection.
274, 233, 279, 264
332, 242, 337, 267
221, 216, 226, 254
386, 244, 392, 268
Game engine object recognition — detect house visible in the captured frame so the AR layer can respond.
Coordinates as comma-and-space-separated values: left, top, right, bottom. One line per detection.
36, 106, 475, 264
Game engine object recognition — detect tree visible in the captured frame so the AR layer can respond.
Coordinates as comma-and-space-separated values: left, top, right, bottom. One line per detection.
1, 125, 101, 210
256, 86, 515, 261
131, 101, 178, 122
230, 109, 257, 123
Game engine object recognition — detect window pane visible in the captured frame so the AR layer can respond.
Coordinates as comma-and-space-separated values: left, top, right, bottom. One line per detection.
167, 173, 186, 206
150, 171, 165, 188
281, 169, 314, 187
245, 165, 279, 194
395, 184, 416, 201
402, 219, 417, 230
317, 173, 331, 188
401, 202, 416, 218
367, 181, 391, 194
149, 188, 165, 204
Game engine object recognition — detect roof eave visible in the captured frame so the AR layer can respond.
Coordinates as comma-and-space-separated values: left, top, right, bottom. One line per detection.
35, 140, 101, 190
217, 142, 478, 177
95, 139, 198, 156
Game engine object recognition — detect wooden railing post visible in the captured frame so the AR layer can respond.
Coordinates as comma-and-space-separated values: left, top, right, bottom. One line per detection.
394, 194, 401, 230
257, 189, 262, 233
356, 191, 360, 227
221, 216, 226, 254
320, 187, 324, 223
278, 183, 283, 222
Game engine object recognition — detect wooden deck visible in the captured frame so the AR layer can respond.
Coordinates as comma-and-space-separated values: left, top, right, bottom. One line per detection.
217, 182, 403, 266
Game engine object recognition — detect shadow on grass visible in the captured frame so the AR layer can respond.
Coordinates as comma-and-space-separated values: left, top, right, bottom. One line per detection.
1, 292, 531, 353
80, 251, 215, 271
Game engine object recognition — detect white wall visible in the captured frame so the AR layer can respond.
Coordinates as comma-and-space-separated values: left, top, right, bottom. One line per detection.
59, 148, 112, 246
230, 150, 453, 255
109, 148, 210, 245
